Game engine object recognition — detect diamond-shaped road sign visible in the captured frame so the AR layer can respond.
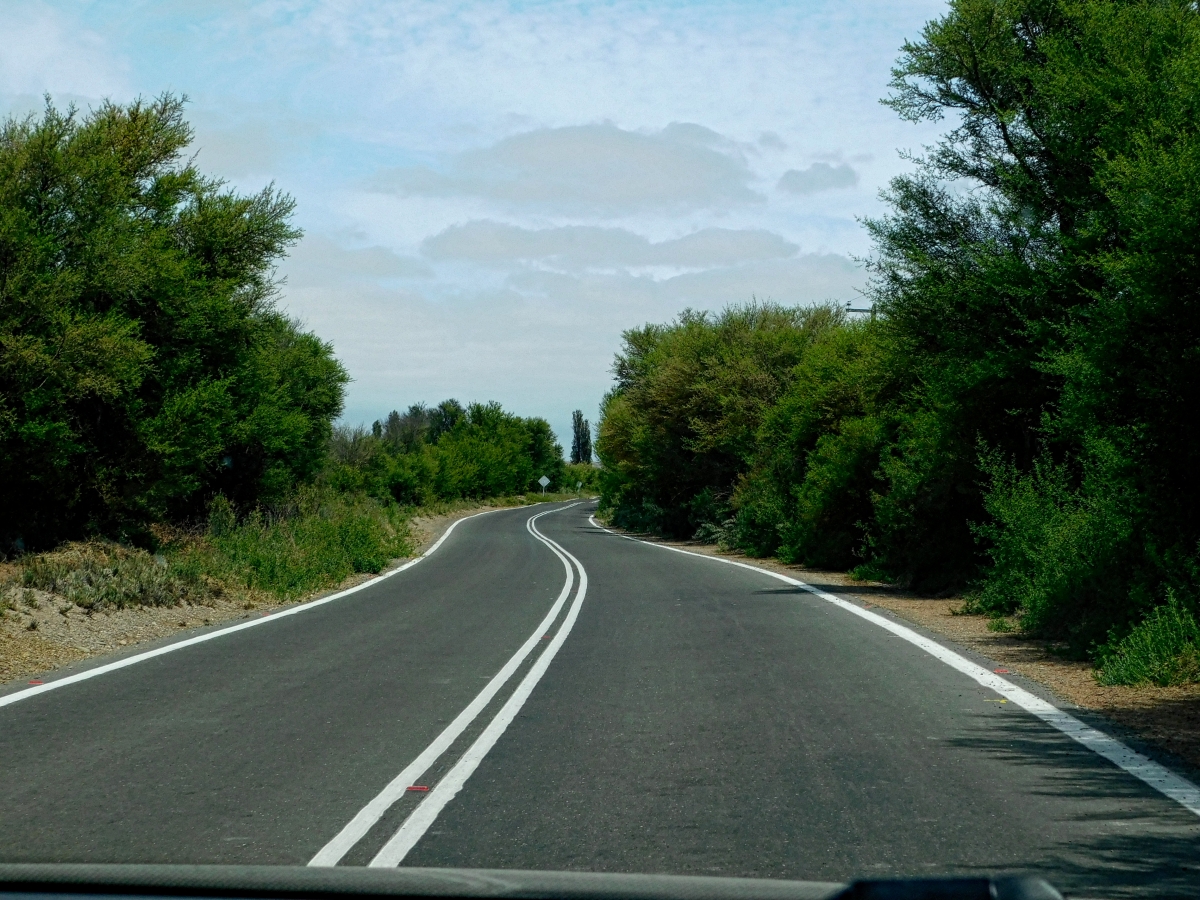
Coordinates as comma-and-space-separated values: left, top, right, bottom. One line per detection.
538, 475, 550, 488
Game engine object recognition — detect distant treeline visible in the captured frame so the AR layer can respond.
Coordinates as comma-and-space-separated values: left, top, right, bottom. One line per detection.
324, 399, 571, 505
597, 0, 1200, 676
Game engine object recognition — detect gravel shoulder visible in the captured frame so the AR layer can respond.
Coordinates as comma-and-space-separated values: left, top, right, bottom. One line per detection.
0, 503, 517, 688
624, 531, 1200, 776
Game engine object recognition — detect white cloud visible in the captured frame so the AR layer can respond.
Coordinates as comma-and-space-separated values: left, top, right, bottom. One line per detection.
370, 123, 762, 216
281, 247, 864, 440
421, 222, 796, 271
14, 0, 951, 441
190, 115, 321, 179
0, 3, 126, 103
778, 162, 860, 195
508, 254, 863, 311
284, 234, 432, 284
758, 131, 787, 152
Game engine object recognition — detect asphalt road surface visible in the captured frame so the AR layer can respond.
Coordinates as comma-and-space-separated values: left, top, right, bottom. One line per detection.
2, 501, 1199, 897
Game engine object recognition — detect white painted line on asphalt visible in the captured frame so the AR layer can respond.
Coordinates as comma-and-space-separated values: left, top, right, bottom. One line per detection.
369, 507, 590, 867
308, 504, 580, 867
0, 505, 529, 710
588, 515, 1200, 820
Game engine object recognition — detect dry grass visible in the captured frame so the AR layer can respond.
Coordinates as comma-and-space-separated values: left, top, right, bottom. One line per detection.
0, 493, 581, 687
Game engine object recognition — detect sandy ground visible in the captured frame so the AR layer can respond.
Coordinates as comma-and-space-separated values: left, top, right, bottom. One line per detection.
0, 504, 502, 688
639, 534, 1200, 775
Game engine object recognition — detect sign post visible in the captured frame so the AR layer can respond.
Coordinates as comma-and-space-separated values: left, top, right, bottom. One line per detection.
538, 475, 550, 496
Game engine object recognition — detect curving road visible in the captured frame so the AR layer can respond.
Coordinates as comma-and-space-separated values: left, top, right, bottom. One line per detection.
1, 501, 1198, 896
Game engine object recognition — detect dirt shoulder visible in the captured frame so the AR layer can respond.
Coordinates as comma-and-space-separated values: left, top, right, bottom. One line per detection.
630, 532, 1200, 775
0, 501, 523, 689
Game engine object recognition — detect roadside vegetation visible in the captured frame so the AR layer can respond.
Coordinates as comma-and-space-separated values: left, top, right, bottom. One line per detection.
331, 400, 566, 506
597, 0, 1200, 686
0, 96, 581, 631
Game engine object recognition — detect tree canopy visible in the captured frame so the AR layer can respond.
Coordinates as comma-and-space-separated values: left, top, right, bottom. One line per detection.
598, 0, 1200, 656
0, 96, 347, 549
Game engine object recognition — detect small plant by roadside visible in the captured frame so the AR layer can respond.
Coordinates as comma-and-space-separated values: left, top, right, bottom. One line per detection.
0, 485, 589, 624
172, 488, 412, 601
12, 542, 215, 611
3, 488, 416, 614
1096, 592, 1200, 687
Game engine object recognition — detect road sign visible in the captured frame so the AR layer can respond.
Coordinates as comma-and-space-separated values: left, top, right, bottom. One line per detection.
538, 474, 550, 495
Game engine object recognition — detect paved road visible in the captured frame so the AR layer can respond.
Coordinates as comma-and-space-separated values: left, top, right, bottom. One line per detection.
1, 501, 1198, 897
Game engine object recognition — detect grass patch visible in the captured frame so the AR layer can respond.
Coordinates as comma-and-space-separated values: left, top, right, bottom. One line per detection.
986, 615, 1017, 633
848, 562, 892, 583
172, 488, 412, 602
2, 487, 590, 615
1096, 592, 1200, 686
14, 542, 214, 611
4, 488, 413, 611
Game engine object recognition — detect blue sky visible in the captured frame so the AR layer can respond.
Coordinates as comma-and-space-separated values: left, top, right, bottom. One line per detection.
2, 0, 948, 447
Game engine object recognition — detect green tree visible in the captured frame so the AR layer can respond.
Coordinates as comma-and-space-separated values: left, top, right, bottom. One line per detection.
596, 303, 843, 536
881, 0, 1200, 644
0, 95, 346, 548
597, 0, 1200, 661
340, 399, 565, 505
571, 409, 592, 464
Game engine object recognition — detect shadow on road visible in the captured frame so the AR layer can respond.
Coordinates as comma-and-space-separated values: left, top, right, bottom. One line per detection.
947, 716, 1200, 897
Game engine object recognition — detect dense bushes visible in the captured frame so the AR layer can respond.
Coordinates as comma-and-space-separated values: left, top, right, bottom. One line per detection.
564, 462, 601, 493
5, 487, 411, 612
0, 96, 346, 551
598, 0, 1200, 681
596, 304, 885, 565
324, 400, 566, 506
0, 96, 580, 618
597, 304, 843, 536
175, 488, 410, 600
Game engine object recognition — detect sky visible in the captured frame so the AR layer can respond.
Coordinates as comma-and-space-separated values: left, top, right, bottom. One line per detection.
1, 0, 949, 448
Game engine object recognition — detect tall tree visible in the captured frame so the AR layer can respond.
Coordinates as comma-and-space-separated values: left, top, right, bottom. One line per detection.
571, 409, 592, 464
0, 95, 346, 548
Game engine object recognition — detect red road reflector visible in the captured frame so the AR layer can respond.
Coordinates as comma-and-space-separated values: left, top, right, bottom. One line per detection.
994, 668, 1010, 674
406, 785, 429, 792
28, 680, 43, 685
542, 634, 551, 639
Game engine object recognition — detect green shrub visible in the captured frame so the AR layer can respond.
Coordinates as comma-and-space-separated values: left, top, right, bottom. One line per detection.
0, 96, 346, 550
778, 416, 885, 568
1097, 593, 1200, 687
175, 489, 411, 600
17, 542, 212, 610
596, 303, 845, 538
970, 452, 1139, 645
563, 462, 601, 493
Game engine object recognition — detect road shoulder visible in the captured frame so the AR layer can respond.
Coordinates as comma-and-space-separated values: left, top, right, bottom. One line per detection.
0, 500, 552, 689
604, 526, 1200, 777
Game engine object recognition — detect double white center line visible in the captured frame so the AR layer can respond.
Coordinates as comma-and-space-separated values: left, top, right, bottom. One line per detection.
309, 504, 589, 867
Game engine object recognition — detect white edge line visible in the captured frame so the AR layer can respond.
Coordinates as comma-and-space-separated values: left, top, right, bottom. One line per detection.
308, 503, 580, 866
0, 504, 534, 710
369, 508, 590, 867
587, 515, 1200, 819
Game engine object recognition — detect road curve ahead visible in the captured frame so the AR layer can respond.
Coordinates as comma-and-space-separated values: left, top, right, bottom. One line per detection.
1, 501, 1198, 897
